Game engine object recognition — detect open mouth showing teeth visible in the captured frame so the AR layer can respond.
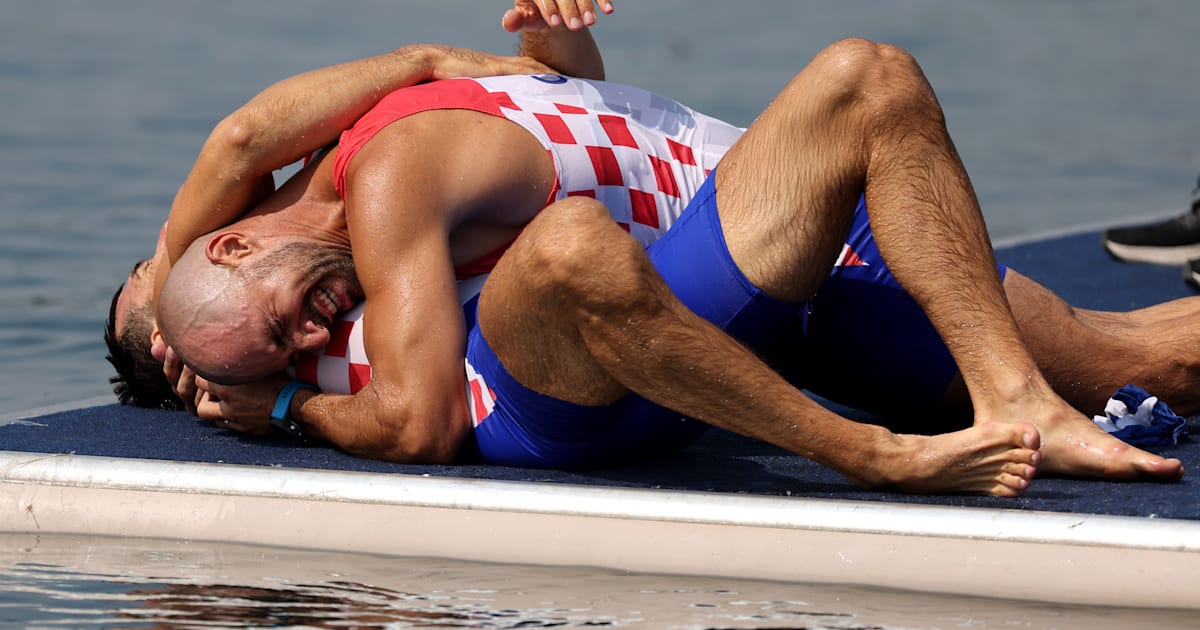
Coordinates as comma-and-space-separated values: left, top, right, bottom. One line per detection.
311, 286, 340, 324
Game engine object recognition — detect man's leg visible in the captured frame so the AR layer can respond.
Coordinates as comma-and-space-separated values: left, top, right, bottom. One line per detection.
791, 266, 1200, 427
1003, 270, 1200, 416
712, 38, 1180, 480
479, 196, 1040, 495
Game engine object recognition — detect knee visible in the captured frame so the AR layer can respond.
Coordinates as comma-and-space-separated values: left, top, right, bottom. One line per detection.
806, 38, 942, 124
520, 197, 652, 306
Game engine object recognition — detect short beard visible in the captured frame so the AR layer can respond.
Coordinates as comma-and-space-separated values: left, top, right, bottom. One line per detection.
239, 241, 362, 327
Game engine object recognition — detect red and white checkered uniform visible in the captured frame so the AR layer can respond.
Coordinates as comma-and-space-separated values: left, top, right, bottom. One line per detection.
289, 303, 372, 394
308, 76, 746, 397
471, 75, 744, 247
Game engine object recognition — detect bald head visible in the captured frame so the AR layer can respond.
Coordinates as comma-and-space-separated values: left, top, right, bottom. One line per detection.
157, 231, 363, 385
157, 234, 260, 383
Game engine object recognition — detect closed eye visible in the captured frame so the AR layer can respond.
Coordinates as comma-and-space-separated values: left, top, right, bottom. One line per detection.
129, 257, 151, 279
269, 319, 288, 352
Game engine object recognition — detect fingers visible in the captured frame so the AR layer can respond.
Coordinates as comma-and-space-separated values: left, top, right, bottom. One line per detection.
194, 390, 224, 422
544, 0, 587, 30
547, 0, 611, 30
163, 346, 201, 415
162, 346, 182, 389
504, 0, 613, 33
501, 8, 543, 33
192, 377, 283, 438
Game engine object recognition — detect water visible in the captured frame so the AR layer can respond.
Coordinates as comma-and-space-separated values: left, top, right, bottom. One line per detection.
3, 533, 1195, 629
0, 1, 1197, 626
2, 0, 1198, 413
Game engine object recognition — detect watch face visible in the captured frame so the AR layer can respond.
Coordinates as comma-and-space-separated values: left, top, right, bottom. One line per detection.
270, 415, 307, 443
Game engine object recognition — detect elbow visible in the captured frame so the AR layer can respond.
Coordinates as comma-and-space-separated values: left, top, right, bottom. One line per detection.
396, 436, 462, 465
365, 397, 471, 465
208, 111, 265, 172
376, 430, 464, 465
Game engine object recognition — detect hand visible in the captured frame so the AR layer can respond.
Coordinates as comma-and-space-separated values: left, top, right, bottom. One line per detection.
502, 0, 614, 33
192, 373, 292, 437
162, 345, 203, 415
427, 46, 554, 81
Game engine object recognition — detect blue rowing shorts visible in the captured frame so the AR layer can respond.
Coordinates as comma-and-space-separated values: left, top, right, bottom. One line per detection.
463, 173, 1004, 467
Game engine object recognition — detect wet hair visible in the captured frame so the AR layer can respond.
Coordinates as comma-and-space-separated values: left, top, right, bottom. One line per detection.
103, 283, 184, 410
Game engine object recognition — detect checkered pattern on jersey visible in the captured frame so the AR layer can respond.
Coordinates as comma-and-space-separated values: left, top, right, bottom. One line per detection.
291, 303, 372, 395
482, 78, 715, 247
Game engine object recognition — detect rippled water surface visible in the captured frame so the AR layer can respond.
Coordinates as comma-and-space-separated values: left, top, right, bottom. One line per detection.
2, 534, 1195, 629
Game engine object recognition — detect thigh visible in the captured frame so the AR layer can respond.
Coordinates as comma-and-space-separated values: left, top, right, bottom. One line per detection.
469, 199, 713, 467
646, 173, 808, 352
475, 199, 632, 406
463, 314, 710, 469
710, 52, 871, 303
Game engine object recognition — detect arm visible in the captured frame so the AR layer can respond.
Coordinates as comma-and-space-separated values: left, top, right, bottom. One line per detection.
153, 44, 554, 310
194, 111, 552, 462
504, 0, 614, 80
299, 112, 554, 461
158, 2, 617, 300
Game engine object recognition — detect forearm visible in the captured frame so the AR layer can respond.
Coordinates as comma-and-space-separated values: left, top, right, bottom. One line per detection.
519, 28, 604, 80
211, 45, 445, 176
163, 44, 471, 266
289, 384, 469, 464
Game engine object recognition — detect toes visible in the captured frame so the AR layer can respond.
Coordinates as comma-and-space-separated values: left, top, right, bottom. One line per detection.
1001, 461, 1036, 481
990, 473, 1029, 497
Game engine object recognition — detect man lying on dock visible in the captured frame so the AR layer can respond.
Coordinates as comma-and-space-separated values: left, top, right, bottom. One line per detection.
110, 2, 1187, 495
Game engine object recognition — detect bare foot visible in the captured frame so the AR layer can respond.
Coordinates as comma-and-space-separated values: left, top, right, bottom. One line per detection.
863, 422, 1041, 496
977, 390, 1184, 483
1034, 410, 1183, 481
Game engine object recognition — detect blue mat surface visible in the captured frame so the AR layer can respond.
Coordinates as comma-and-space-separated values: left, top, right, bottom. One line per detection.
3, 230, 1198, 519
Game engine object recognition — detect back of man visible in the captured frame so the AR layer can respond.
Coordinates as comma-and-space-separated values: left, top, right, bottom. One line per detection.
334, 75, 743, 262
328, 74, 747, 463
160, 73, 747, 463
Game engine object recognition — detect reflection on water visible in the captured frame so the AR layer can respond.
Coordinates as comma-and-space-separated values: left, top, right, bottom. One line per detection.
1, 533, 1195, 629
1, 557, 840, 629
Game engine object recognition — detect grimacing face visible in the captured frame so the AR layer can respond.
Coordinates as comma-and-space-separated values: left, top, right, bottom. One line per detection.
165, 240, 363, 385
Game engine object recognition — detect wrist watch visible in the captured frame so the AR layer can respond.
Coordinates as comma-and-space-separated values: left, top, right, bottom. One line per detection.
270, 380, 318, 442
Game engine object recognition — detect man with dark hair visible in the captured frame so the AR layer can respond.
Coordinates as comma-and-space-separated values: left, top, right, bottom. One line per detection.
104, 17, 595, 411
122, 4, 1194, 495
105, 277, 182, 410
105, 218, 183, 409
155, 34, 1190, 494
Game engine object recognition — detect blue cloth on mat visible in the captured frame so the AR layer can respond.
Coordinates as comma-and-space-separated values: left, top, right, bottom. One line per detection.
1092, 384, 1189, 447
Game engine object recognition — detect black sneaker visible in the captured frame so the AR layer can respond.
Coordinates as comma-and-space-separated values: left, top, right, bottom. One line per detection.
1103, 175, 1200, 265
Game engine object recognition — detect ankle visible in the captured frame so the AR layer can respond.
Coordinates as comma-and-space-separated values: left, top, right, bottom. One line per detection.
853, 429, 920, 489
968, 371, 1058, 419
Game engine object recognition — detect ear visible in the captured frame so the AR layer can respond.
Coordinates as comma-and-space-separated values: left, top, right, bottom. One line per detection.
204, 232, 256, 266
149, 327, 167, 363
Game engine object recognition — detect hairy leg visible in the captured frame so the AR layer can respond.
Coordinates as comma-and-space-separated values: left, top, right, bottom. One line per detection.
713, 38, 1181, 481
1004, 270, 1200, 414
479, 197, 1039, 495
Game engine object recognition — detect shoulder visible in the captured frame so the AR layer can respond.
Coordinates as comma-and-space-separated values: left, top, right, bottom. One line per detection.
347, 108, 553, 217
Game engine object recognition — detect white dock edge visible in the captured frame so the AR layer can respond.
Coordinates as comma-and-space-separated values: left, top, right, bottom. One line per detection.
2, 450, 1197, 609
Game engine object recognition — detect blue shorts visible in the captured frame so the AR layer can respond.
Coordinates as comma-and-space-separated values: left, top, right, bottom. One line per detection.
786, 195, 1007, 414
463, 174, 1006, 468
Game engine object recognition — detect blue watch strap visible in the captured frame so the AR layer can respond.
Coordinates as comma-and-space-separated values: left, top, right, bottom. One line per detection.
271, 380, 318, 441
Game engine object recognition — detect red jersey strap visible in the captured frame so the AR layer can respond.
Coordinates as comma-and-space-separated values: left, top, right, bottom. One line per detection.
332, 79, 504, 198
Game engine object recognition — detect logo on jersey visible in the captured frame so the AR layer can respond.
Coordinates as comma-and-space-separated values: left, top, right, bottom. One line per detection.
835, 244, 868, 267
